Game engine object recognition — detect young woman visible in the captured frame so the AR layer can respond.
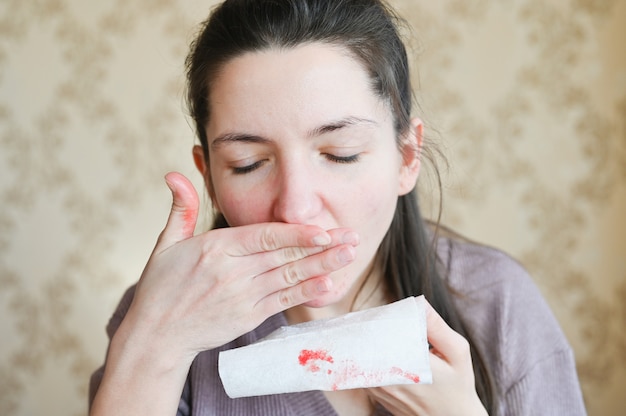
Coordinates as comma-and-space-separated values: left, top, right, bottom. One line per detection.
89, 1, 586, 415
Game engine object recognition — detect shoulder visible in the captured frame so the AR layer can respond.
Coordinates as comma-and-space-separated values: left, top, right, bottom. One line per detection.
434, 225, 530, 295
434, 226, 548, 322
433, 226, 585, 411
434, 225, 567, 352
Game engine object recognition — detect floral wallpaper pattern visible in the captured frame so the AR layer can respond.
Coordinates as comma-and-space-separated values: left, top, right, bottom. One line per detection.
0, 1, 624, 415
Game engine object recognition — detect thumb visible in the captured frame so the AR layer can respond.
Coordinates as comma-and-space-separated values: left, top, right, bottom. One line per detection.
425, 300, 471, 366
156, 172, 200, 251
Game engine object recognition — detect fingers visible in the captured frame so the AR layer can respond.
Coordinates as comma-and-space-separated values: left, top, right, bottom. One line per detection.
256, 274, 333, 315
157, 172, 200, 251
279, 274, 334, 307
363, 304, 480, 416
248, 228, 359, 275
245, 228, 357, 297
425, 301, 472, 367
200, 225, 359, 288
261, 241, 356, 289
250, 228, 358, 315
367, 386, 417, 415
223, 222, 335, 256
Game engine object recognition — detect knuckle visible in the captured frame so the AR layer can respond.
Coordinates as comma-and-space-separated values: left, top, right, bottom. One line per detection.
458, 334, 470, 351
259, 226, 278, 252
278, 290, 295, 308
320, 252, 336, 271
454, 335, 471, 359
282, 246, 305, 263
282, 264, 301, 285
201, 228, 222, 249
299, 281, 318, 299
200, 236, 220, 259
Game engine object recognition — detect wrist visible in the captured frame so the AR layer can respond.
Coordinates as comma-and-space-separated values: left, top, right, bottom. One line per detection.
110, 310, 195, 374
90, 310, 196, 416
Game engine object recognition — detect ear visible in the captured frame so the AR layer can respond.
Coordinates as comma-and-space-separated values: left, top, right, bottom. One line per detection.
398, 117, 423, 196
192, 145, 220, 210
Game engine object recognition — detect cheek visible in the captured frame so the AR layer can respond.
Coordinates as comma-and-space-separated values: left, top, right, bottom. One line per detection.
351, 176, 399, 251
332, 179, 396, 251
354, 175, 399, 222
216, 188, 273, 227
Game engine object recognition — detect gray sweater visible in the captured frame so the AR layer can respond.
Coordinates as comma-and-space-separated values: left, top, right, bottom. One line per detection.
90, 234, 587, 415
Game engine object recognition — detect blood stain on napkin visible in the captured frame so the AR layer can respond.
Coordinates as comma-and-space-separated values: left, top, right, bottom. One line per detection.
390, 367, 421, 383
298, 349, 334, 373
298, 349, 421, 391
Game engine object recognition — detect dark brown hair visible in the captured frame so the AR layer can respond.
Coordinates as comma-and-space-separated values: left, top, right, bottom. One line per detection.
185, 0, 495, 412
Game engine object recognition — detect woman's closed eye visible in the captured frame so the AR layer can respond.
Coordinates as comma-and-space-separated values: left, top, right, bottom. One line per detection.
323, 153, 360, 164
232, 159, 267, 175
231, 152, 360, 175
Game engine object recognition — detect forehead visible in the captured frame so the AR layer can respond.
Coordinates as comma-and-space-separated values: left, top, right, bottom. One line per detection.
206, 43, 391, 137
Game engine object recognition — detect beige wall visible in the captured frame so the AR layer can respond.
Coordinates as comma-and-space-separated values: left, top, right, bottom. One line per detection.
0, 1, 624, 415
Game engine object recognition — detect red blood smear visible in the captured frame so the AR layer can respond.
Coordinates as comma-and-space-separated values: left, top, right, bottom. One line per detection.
390, 367, 420, 383
298, 349, 334, 366
404, 373, 420, 383
182, 208, 197, 235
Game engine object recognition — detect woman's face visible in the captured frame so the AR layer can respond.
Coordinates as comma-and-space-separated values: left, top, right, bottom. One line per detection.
201, 43, 420, 308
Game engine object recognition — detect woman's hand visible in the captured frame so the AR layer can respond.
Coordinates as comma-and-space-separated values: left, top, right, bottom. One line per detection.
91, 172, 358, 415
366, 302, 488, 416
129, 172, 358, 357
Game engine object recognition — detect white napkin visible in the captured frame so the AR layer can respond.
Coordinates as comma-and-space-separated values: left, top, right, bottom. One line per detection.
218, 296, 432, 398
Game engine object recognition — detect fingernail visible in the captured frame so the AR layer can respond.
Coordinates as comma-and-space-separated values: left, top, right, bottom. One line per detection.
342, 231, 360, 246
338, 246, 355, 264
316, 280, 331, 293
312, 232, 331, 246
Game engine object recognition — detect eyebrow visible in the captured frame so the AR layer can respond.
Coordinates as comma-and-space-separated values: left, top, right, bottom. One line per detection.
210, 116, 377, 150
210, 132, 268, 150
307, 116, 378, 138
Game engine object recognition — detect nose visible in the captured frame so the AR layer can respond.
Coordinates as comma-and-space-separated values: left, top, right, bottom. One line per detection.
272, 159, 322, 224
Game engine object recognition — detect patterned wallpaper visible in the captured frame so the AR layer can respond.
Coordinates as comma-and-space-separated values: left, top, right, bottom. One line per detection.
0, 1, 624, 415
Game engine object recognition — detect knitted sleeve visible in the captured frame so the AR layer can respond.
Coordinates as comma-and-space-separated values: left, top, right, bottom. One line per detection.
502, 349, 586, 415
88, 284, 192, 416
